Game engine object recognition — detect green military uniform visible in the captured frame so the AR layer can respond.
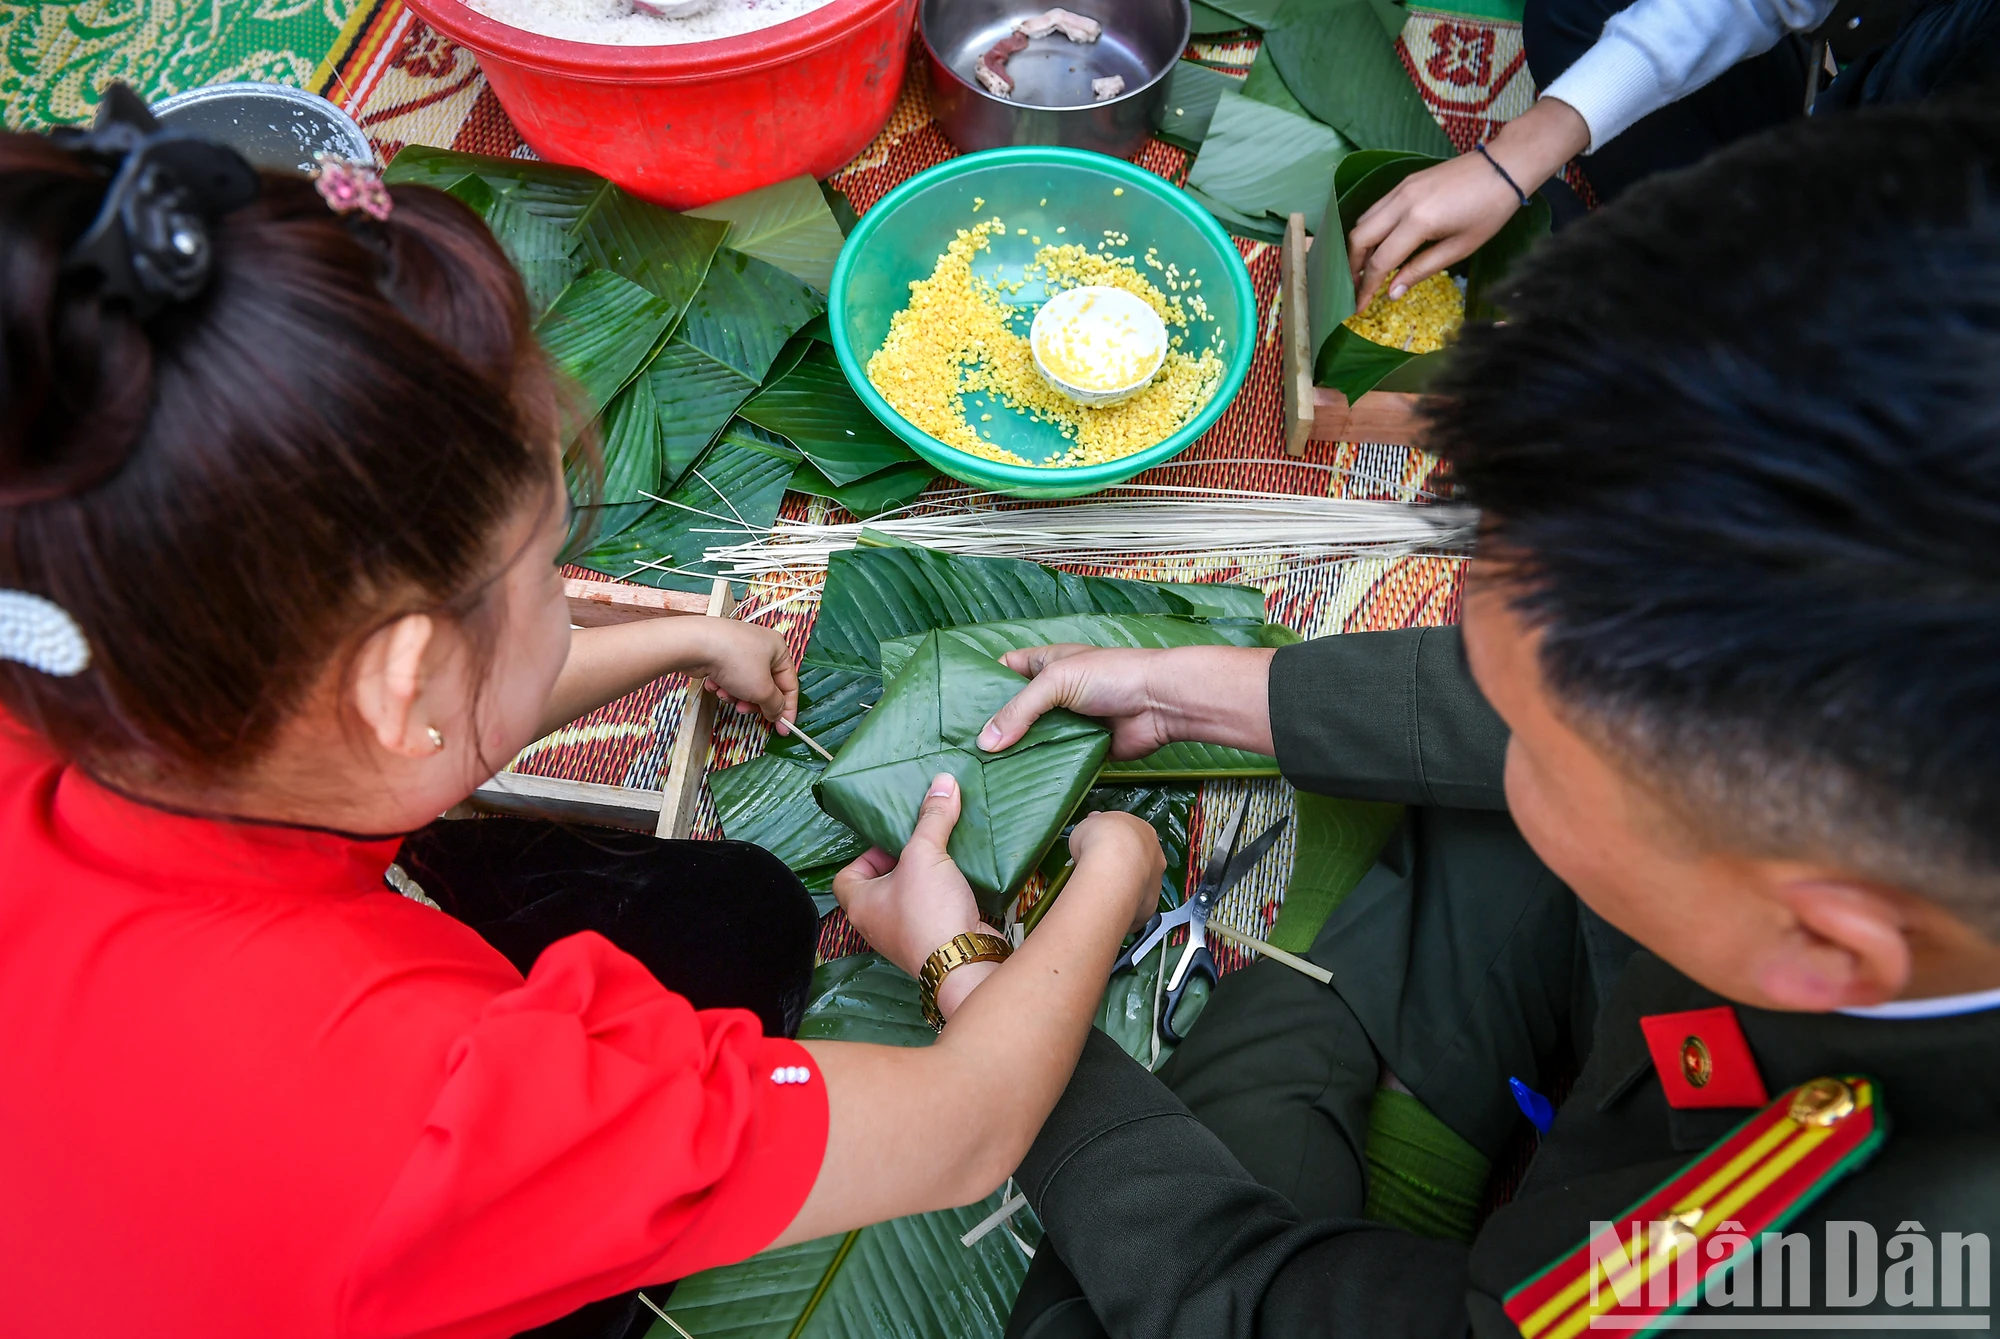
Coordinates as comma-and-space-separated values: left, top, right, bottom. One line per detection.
1006, 629, 2000, 1338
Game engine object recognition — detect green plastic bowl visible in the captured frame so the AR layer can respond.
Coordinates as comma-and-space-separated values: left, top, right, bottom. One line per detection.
829, 147, 1257, 500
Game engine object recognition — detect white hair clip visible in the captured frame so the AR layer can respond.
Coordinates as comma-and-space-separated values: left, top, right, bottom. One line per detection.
0, 590, 91, 676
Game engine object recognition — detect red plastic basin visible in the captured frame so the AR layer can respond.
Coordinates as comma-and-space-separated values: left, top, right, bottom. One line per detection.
401, 0, 918, 209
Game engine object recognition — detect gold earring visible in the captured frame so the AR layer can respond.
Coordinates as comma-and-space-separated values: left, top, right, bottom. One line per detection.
427, 727, 445, 752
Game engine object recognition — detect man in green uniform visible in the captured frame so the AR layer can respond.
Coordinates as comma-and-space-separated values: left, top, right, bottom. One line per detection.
985, 102, 2000, 1337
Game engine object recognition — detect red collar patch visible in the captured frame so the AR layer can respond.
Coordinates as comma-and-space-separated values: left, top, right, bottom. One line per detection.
1638, 1005, 1769, 1109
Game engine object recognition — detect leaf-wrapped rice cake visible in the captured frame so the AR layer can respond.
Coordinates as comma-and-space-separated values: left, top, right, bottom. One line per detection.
815, 631, 1111, 914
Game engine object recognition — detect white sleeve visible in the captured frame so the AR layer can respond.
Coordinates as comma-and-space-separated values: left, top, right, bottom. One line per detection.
1538, 0, 1836, 152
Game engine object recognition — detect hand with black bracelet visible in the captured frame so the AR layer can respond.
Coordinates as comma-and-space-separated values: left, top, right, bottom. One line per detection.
1346, 97, 1590, 313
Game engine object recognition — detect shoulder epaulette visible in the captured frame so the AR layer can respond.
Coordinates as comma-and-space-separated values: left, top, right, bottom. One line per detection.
1503, 1076, 1887, 1339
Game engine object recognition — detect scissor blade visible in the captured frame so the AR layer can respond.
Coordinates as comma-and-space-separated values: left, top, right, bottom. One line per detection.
1191, 796, 1250, 903
1209, 816, 1293, 905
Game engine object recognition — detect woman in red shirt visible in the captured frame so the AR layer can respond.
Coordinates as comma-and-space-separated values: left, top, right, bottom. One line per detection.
0, 91, 1166, 1338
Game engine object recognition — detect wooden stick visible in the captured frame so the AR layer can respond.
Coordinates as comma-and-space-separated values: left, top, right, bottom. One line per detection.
460, 772, 668, 832
777, 720, 836, 764
564, 576, 710, 627
656, 578, 735, 840
1278, 221, 1428, 450
1281, 212, 1316, 458
1207, 920, 1334, 985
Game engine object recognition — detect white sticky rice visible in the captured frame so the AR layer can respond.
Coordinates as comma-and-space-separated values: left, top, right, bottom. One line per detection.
467, 0, 837, 46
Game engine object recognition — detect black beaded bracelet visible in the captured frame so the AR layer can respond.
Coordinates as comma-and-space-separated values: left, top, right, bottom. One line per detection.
1475, 143, 1532, 209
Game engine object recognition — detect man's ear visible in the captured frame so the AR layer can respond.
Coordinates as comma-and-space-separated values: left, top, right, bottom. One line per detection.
1754, 878, 1912, 1011
351, 614, 438, 758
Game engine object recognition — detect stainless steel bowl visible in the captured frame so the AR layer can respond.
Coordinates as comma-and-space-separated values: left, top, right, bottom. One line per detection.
150, 83, 374, 175
922, 0, 1190, 160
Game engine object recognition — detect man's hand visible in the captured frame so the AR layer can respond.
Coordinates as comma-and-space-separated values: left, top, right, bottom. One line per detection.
834, 773, 993, 981
978, 646, 1173, 758
1347, 97, 1590, 312
977, 644, 1279, 759
687, 619, 799, 726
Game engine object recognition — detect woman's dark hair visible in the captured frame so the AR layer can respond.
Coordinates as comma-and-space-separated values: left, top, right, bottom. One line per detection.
1423, 102, 2000, 927
0, 132, 553, 786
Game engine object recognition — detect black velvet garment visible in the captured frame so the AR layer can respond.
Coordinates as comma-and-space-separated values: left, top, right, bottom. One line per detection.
394, 817, 821, 1339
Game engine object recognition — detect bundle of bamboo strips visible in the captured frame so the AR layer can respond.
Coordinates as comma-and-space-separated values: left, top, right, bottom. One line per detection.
693, 485, 1475, 580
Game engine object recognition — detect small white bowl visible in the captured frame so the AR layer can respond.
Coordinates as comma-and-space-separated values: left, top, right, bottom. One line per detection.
1030, 284, 1169, 406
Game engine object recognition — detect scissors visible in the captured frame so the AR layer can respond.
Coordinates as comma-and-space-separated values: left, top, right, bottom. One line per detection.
1111, 796, 1292, 1045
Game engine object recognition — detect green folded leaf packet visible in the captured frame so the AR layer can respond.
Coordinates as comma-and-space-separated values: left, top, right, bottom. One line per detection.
815, 632, 1111, 914
1307, 149, 1552, 401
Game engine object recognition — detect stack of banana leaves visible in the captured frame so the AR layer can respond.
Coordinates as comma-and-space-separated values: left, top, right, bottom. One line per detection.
380, 148, 943, 596
1152, 0, 1551, 398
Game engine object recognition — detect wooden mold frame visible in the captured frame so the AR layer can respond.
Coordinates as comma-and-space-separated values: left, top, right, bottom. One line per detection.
460, 576, 735, 838
1279, 212, 1427, 456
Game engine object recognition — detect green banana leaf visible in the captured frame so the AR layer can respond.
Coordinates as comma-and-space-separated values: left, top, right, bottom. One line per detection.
1186, 88, 1353, 239
1189, 1, 1251, 31
1262, 0, 1454, 157
1152, 60, 1242, 151
768, 545, 1261, 767
591, 249, 826, 527
579, 434, 796, 593
819, 181, 862, 239
738, 344, 924, 485
875, 613, 1297, 779
1183, 186, 1289, 245
679, 247, 827, 386
1202, 0, 1293, 26
652, 956, 1033, 1339
386, 146, 727, 319
535, 270, 681, 420
444, 175, 582, 317
708, 754, 865, 872
595, 345, 751, 519
789, 457, 937, 518
1264, 790, 1405, 951
1239, 46, 1311, 118
816, 633, 1112, 913
687, 174, 847, 295
575, 186, 729, 311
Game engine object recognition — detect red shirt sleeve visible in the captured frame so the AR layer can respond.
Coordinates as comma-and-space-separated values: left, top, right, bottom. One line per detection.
338, 931, 828, 1339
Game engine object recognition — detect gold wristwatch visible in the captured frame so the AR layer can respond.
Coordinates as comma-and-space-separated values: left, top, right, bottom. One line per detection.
917, 931, 1013, 1031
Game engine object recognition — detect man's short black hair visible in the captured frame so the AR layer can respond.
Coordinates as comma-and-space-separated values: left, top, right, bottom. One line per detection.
1425, 102, 2000, 926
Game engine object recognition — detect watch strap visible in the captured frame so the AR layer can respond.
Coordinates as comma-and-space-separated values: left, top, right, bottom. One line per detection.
918, 931, 1013, 1030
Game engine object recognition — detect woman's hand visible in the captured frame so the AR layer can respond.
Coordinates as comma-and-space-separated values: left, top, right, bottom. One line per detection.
539, 614, 798, 738
833, 773, 993, 982
977, 644, 1279, 759
778, 774, 1170, 1248
1069, 809, 1170, 934
1347, 97, 1590, 312
684, 619, 799, 725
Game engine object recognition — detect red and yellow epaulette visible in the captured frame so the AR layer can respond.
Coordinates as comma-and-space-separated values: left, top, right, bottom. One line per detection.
1502, 1076, 1887, 1339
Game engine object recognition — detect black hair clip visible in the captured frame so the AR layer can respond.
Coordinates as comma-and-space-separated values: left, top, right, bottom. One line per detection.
54, 83, 261, 321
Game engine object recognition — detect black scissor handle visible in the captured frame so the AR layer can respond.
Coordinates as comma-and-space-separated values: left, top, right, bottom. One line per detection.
1111, 912, 1166, 975
1158, 944, 1217, 1045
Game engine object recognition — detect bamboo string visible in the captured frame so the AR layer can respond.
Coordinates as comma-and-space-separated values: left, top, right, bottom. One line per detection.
701, 489, 1474, 578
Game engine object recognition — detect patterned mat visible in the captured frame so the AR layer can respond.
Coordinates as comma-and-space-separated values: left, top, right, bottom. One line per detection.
302, 0, 1523, 954
1, 0, 360, 130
